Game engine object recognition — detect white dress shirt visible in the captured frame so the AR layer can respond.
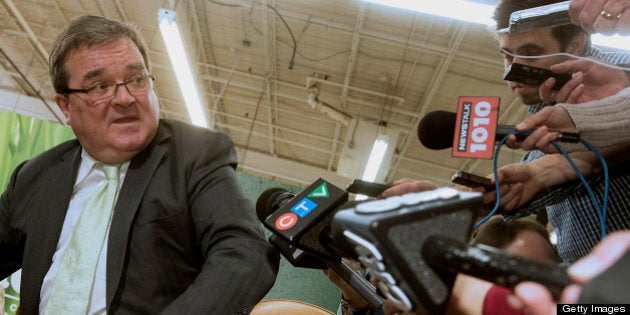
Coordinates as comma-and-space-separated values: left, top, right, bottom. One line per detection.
39, 150, 128, 315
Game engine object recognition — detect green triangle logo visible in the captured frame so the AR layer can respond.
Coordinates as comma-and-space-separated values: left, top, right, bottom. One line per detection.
308, 182, 329, 198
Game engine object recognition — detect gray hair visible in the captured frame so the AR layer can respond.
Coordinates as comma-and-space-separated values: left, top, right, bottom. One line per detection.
49, 15, 150, 92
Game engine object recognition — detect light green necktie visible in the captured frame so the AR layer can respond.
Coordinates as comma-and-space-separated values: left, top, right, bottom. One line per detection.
45, 163, 121, 315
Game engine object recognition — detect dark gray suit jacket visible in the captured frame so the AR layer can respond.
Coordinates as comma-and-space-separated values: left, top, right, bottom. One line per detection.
0, 119, 280, 314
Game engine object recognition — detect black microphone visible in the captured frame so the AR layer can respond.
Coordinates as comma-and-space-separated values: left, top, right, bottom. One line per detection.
422, 235, 571, 300
258, 179, 348, 262
331, 187, 573, 313
417, 110, 580, 150
256, 187, 328, 269
256, 180, 385, 308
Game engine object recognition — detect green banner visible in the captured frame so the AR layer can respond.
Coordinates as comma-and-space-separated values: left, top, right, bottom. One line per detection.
0, 110, 75, 314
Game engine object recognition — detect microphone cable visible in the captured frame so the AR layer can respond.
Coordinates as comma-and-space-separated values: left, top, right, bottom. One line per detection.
473, 131, 610, 239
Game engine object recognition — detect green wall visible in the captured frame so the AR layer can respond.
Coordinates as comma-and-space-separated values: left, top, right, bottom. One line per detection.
237, 172, 341, 312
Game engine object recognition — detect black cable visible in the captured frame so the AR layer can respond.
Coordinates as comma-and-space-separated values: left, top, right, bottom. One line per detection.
265, 4, 297, 70
207, 0, 298, 70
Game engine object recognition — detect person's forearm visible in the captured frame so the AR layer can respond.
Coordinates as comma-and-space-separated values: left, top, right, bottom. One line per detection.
528, 154, 582, 189
533, 142, 630, 190
566, 142, 630, 174
559, 87, 630, 148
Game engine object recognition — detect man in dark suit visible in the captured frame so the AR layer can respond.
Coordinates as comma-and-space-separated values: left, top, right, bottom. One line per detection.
0, 15, 279, 314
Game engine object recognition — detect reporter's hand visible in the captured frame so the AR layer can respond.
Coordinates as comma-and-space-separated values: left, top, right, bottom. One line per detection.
569, 0, 630, 35
380, 178, 438, 198
539, 71, 585, 104
539, 58, 629, 104
481, 163, 546, 211
511, 231, 630, 315
549, 58, 629, 104
504, 106, 575, 153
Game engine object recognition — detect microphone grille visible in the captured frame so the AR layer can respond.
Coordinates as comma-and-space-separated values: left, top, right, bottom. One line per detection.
255, 187, 290, 221
417, 111, 457, 150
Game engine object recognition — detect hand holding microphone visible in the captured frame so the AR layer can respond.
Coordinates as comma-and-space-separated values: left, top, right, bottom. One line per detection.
416, 110, 580, 151
505, 106, 575, 153
513, 231, 630, 315
256, 179, 385, 309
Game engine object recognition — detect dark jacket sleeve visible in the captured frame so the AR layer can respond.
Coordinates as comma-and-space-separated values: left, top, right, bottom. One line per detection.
158, 122, 280, 314
0, 161, 27, 279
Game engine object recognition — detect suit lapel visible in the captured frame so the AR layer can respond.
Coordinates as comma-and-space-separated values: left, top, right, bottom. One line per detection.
21, 142, 81, 314
106, 124, 170, 308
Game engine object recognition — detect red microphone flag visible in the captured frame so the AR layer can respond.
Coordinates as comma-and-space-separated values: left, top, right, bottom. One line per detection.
452, 96, 500, 159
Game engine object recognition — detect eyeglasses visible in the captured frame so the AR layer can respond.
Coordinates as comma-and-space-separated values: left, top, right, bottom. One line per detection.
58, 74, 155, 101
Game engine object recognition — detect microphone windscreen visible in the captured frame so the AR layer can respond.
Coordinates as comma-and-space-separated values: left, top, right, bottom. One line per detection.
255, 187, 290, 221
417, 111, 457, 150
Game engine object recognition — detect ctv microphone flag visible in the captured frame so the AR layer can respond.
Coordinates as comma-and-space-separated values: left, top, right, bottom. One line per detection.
263, 178, 348, 262
452, 96, 500, 159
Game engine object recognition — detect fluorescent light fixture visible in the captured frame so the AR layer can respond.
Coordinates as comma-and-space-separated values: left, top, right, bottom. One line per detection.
158, 9, 208, 127
361, 0, 630, 50
361, 134, 389, 182
362, 0, 496, 25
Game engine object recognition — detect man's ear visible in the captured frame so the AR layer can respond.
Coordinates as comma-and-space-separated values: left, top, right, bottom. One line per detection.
566, 33, 587, 56
55, 94, 71, 125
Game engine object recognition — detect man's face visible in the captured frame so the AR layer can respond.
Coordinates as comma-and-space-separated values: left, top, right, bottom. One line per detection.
56, 37, 159, 163
498, 28, 572, 105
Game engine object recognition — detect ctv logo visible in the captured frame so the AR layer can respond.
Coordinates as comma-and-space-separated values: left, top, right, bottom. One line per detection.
274, 182, 329, 231
452, 96, 500, 159
274, 198, 318, 230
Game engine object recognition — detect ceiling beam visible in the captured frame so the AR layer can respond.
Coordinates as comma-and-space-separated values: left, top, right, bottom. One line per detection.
262, 0, 278, 157
229, 1, 503, 67
192, 0, 229, 130
2, 0, 49, 64
326, 3, 366, 172
386, 23, 468, 182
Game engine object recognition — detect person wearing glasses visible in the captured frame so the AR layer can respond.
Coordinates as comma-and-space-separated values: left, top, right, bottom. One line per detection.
483, 0, 630, 267
0, 15, 279, 315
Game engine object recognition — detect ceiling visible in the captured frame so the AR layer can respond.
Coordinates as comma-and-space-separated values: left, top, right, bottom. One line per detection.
0, 0, 529, 189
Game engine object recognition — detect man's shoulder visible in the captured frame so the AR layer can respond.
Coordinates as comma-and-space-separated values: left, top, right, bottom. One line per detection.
159, 118, 230, 141
156, 118, 235, 155
15, 139, 79, 179
25, 139, 79, 165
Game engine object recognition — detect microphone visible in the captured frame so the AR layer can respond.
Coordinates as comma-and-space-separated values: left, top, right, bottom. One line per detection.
256, 187, 327, 269
417, 110, 580, 150
259, 178, 349, 262
331, 187, 573, 313
422, 235, 571, 300
256, 180, 385, 308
